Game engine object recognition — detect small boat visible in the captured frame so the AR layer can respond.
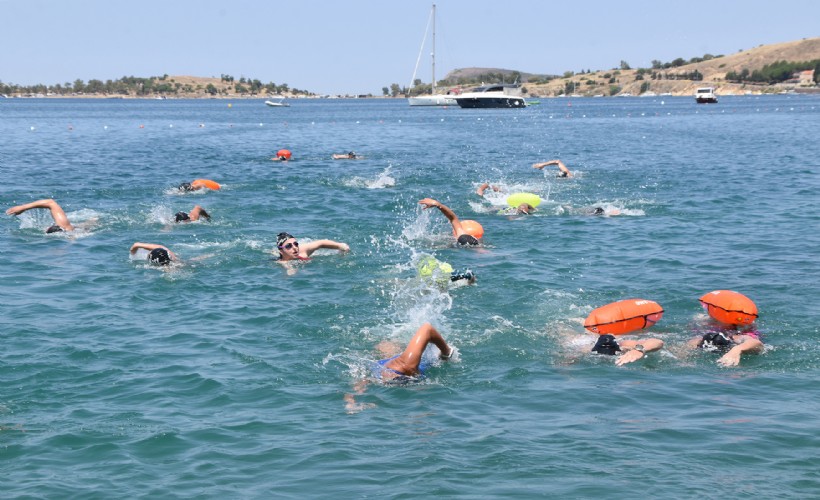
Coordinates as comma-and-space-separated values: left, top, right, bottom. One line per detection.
695, 87, 718, 103
265, 97, 290, 107
455, 84, 527, 109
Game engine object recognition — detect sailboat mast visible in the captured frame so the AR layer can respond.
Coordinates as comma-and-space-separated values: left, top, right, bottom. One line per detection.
431, 4, 436, 95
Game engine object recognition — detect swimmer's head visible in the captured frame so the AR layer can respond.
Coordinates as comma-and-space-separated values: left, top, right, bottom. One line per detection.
517, 203, 535, 215
348, 151, 356, 158
591, 334, 621, 356
593, 207, 605, 215
46, 224, 64, 234
698, 332, 732, 352
178, 182, 193, 192
148, 248, 171, 266
277, 232, 295, 248
174, 211, 190, 223
558, 171, 569, 178
456, 234, 480, 246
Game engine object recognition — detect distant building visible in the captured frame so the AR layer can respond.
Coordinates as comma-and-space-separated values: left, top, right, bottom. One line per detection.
798, 70, 815, 86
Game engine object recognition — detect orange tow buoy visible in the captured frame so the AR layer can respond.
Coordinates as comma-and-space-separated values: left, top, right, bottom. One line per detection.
191, 179, 221, 190
460, 220, 484, 239
699, 290, 758, 326
584, 299, 664, 335
277, 149, 292, 160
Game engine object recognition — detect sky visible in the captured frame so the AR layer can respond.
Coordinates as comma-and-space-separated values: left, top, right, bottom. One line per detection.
2, 0, 818, 95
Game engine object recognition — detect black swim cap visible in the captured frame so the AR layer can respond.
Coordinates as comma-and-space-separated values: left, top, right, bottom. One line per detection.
591, 334, 621, 355
178, 182, 193, 191
277, 232, 294, 247
148, 248, 171, 266
699, 332, 732, 352
46, 224, 64, 234
593, 207, 605, 215
457, 234, 480, 246
174, 211, 190, 222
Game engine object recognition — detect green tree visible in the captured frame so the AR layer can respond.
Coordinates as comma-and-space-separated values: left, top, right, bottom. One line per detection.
205, 83, 218, 95
390, 83, 401, 97
382, 87, 390, 96
620, 60, 631, 70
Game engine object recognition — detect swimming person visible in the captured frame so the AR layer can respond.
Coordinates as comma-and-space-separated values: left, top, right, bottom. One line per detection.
275, 232, 350, 262
6, 198, 76, 233
476, 183, 536, 215
418, 198, 481, 246
129, 242, 178, 266
688, 326, 764, 367
374, 322, 455, 381
332, 151, 362, 160
343, 322, 456, 413
533, 159, 572, 178
175, 205, 210, 223
178, 179, 220, 192
591, 334, 664, 366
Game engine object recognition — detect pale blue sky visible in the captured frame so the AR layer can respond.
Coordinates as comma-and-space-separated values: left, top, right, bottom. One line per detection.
2, 0, 818, 94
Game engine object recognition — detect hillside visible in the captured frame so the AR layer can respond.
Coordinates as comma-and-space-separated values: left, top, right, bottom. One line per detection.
442, 37, 820, 97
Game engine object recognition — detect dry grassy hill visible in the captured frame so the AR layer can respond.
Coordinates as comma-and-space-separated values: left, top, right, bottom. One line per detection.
444, 37, 820, 97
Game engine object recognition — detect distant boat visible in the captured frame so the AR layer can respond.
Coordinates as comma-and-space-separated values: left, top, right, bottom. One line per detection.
265, 97, 290, 107
695, 87, 718, 103
455, 84, 527, 109
408, 4, 458, 107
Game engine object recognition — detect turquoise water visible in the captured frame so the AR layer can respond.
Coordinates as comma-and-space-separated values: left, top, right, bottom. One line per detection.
1, 96, 819, 498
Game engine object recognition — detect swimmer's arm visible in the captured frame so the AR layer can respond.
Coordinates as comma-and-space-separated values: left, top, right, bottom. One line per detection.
532, 160, 558, 170
6, 199, 74, 230
687, 336, 704, 349
130, 242, 178, 260
717, 337, 764, 367
301, 239, 350, 256
615, 338, 664, 366
418, 198, 465, 235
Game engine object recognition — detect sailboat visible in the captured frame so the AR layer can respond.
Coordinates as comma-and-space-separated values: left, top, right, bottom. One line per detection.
408, 4, 457, 107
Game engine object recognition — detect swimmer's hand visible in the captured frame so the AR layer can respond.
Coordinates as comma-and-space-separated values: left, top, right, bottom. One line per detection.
717, 348, 742, 367
339, 243, 350, 252
418, 198, 440, 209
6, 206, 23, 216
615, 349, 645, 366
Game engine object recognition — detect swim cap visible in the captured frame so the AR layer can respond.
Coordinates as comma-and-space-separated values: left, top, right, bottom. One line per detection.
457, 234, 480, 246
174, 211, 190, 222
148, 248, 171, 266
699, 332, 732, 352
593, 207, 605, 215
450, 269, 476, 283
277, 232, 294, 247
591, 334, 621, 355
46, 224, 64, 234
178, 182, 193, 192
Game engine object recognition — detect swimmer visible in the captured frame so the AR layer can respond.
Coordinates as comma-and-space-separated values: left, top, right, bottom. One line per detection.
688, 326, 764, 367
129, 242, 178, 266
591, 334, 664, 366
344, 322, 455, 412
275, 232, 350, 262
418, 198, 480, 246
533, 159, 572, 178
375, 322, 454, 380
332, 151, 362, 160
417, 255, 477, 287
476, 183, 536, 215
6, 198, 75, 233
587, 206, 621, 216
178, 180, 218, 192
174, 205, 210, 223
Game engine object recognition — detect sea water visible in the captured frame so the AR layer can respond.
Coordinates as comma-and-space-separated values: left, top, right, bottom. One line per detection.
1, 96, 818, 498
